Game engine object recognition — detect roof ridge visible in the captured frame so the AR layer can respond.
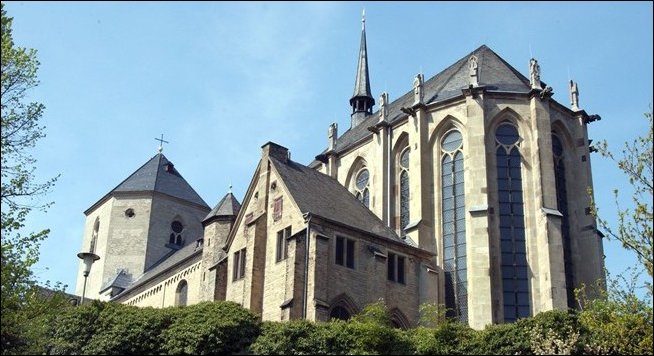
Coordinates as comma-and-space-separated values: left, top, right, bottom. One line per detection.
151, 153, 164, 194
112, 153, 162, 194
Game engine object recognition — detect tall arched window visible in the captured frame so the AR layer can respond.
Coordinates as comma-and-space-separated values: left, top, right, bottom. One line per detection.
90, 218, 99, 254
175, 280, 188, 306
441, 129, 467, 322
170, 220, 184, 246
495, 122, 530, 322
354, 168, 370, 208
399, 147, 410, 234
552, 134, 574, 308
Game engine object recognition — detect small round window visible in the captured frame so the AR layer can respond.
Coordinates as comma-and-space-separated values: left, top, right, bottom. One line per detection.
172, 221, 183, 233
124, 208, 135, 218
495, 124, 520, 146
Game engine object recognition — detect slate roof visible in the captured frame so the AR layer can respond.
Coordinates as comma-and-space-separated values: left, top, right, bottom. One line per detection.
314, 45, 533, 163
113, 241, 202, 300
204, 192, 241, 223
270, 156, 403, 243
352, 20, 373, 100
87, 153, 209, 213
100, 269, 132, 293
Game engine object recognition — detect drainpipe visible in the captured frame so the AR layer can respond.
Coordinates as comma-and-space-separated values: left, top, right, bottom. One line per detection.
302, 212, 312, 320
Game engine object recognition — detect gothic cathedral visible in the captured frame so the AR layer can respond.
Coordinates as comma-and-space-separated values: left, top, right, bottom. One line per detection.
76, 17, 604, 329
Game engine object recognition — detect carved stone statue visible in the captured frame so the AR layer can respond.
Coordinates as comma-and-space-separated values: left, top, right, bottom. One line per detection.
529, 58, 541, 89
413, 73, 424, 105
468, 55, 479, 87
569, 80, 579, 110
379, 92, 388, 121
328, 122, 337, 150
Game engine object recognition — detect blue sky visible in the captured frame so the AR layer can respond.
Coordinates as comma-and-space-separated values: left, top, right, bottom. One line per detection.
4, 2, 652, 297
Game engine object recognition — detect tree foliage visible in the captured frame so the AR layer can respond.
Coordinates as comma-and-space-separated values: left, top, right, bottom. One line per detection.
1, 4, 60, 353
592, 110, 653, 294
34, 299, 654, 355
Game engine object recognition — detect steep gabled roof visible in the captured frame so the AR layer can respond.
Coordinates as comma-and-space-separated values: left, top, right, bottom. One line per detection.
86, 153, 208, 213
270, 156, 403, 243
315, 45, 533, 161
203, 192, 241, 223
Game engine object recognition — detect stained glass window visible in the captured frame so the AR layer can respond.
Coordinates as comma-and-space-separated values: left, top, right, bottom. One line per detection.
399, 147, 410, 233
355, 168, 370, 208
552, 134, 574, 308
441, 129, 467, 323
171, 220, 184, 246
496, 123, 530, 322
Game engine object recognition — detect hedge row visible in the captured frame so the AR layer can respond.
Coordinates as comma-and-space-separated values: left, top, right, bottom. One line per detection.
41, 299, 651, 355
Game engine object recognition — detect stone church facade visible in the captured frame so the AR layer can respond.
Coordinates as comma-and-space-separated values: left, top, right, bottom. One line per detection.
76, 18, 604, 329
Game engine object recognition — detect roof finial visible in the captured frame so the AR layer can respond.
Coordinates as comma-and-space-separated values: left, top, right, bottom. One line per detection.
362, 8, 365, 30
228, 183, 232, 194
154, 134, 169, 153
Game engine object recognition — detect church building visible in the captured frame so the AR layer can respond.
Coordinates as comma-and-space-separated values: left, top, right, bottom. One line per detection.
75, 16, 605, 329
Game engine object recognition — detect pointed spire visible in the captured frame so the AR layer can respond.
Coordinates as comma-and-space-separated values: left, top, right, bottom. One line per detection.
350, 9, 375, 128
203, 191, 241, 224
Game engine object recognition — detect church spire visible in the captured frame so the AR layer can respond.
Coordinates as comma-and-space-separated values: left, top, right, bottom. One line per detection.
349, 9, 375, 128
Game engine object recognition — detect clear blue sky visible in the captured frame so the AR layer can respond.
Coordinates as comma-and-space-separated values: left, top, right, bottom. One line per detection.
4, 2, 652, 297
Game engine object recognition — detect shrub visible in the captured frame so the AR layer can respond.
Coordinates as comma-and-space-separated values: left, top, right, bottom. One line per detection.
411, 322, 476, 355
161, 301, 260, 355
523, 310, 583, 355
49, 300, 108, 355
579, 295, 653, 355
250, 320, 332, 355
471, 322, 530, 355
84, 303, 172, 355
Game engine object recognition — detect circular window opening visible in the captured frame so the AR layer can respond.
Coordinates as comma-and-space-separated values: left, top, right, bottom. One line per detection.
496, 124, 520, 145
125, 208, 135, 218
171, 221, 183, 233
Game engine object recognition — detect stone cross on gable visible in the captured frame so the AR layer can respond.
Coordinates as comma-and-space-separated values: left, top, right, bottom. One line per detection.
155, 134, 169, 153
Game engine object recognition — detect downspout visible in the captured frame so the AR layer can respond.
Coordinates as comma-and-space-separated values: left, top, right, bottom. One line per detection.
302, 212, 312, 319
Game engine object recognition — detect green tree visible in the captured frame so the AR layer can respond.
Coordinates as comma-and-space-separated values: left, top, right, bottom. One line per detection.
591, 110, 653, 295
1, 3, 60, 353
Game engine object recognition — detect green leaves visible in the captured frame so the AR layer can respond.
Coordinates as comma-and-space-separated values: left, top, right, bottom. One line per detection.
592, 110, 653, 295
1, 4, 61, 354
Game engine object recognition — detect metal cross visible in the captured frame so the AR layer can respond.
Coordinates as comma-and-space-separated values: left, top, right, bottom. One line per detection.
155, 134, 169, 153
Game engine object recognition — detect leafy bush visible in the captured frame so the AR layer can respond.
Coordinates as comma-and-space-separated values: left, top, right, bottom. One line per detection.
161, 301, 260, 355
522, 309, 583, 355
251, 301, 412, 355
249, 320, 337, 355
579, 294, 653, 355
471, 321, 530, 355
84, 303, 172, 355
49, 300, 108, 355
411, 322, 476, 355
